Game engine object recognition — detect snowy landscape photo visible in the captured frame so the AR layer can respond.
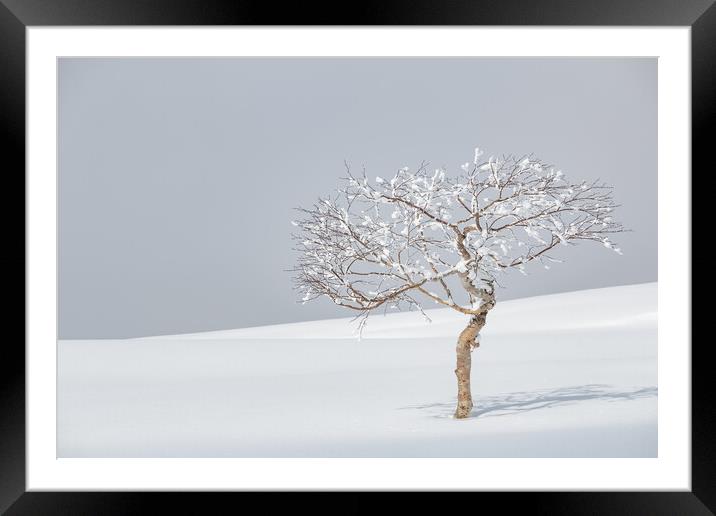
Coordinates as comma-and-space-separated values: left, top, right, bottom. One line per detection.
58, 57, 657, 457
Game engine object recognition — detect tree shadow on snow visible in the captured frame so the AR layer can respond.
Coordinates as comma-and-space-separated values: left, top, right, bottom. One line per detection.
398, 384, 657, 419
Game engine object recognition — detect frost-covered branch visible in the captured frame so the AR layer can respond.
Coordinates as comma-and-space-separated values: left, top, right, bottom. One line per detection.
292, 148, 624, 322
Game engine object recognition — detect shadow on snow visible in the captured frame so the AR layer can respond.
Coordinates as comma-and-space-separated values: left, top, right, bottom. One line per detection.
398, 384, 657, 419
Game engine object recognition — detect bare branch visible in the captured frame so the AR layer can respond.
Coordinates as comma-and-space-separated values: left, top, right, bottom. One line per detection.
292, 149, 624, 318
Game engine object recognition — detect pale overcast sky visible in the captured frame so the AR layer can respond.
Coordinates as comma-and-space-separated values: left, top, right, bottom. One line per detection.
59, 57, 656, 339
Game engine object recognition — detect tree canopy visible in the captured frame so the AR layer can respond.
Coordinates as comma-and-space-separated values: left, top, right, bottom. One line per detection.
292, 148, 623, 330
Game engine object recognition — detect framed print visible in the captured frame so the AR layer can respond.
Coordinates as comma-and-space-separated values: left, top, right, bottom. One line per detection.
2, 0, 709, 513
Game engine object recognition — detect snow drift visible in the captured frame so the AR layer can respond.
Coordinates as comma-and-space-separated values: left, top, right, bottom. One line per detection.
57, 282, 657, 457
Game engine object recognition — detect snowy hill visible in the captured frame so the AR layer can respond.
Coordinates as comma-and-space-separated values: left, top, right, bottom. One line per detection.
143, 282, 656, 340
58, 282, 657, 458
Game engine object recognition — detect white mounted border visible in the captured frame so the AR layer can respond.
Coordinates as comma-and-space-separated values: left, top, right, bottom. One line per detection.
27, 27, 690, 491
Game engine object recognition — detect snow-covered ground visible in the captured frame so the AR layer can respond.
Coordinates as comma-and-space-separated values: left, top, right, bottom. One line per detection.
57, 282, 657, 457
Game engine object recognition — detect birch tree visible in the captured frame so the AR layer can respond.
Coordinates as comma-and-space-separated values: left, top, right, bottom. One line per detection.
292, 148, 624, 418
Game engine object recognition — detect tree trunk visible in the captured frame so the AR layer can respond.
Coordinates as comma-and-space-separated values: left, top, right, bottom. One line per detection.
454, 313, 487, 419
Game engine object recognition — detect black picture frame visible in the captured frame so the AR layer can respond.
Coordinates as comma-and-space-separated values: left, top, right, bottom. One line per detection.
1, 1, 707, 513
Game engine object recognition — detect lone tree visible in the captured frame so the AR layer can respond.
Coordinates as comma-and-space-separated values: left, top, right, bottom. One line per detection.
292, 148, 623, 419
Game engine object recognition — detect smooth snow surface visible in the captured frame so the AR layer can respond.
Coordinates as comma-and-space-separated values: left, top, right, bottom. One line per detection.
58, 283, 657, 457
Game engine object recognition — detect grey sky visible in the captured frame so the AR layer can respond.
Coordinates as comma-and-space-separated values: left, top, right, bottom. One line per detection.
58, 57, 656, 339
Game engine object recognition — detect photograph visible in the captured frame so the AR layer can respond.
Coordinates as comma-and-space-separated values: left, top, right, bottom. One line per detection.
1, 0, 707, 509
56, 56, 658, 458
